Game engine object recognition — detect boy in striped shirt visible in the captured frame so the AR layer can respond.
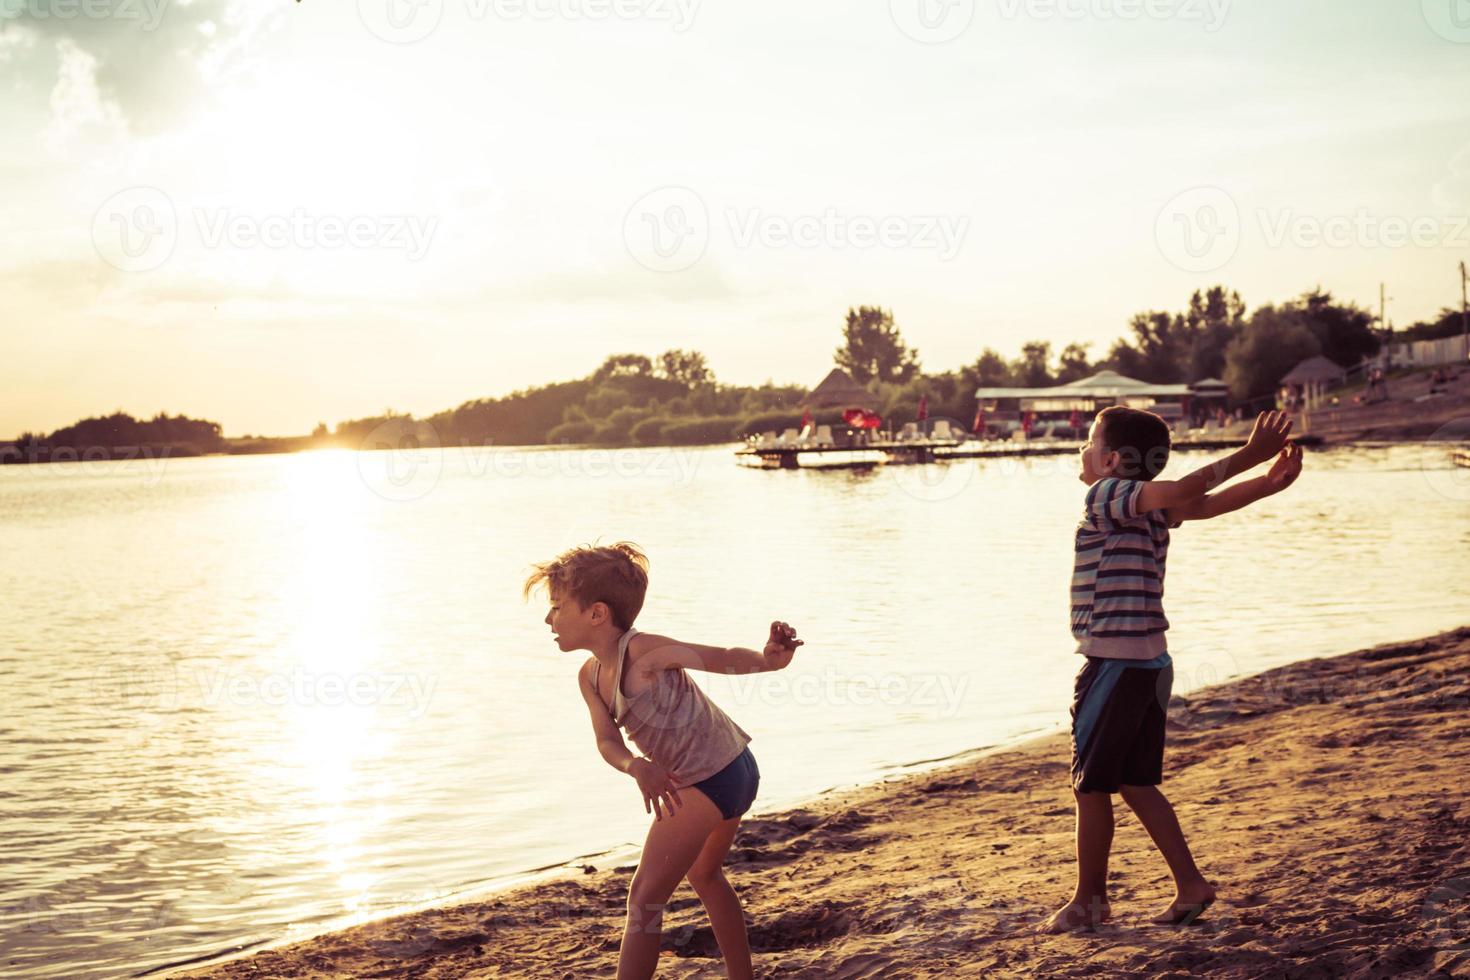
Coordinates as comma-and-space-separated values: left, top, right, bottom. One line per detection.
1043, 407, 1303, 933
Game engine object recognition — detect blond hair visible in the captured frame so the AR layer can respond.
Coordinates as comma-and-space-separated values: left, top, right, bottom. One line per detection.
523, 542, 650, 630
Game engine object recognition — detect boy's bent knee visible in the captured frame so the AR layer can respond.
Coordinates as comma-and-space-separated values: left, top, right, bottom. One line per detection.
626, 877, 673, 922
685, 866, 727, 893
625, 890, 668, 932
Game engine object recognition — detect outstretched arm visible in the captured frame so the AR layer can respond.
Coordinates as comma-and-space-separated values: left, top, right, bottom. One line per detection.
1135, 411, 1294, 513
1168, 443, 1304, 523
633, 621, 804, 676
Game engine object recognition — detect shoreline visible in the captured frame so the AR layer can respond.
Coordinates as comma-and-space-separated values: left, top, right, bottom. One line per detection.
154, 734, 1055, 978
1, 427, 1460, 472
176, 626, 1470, 979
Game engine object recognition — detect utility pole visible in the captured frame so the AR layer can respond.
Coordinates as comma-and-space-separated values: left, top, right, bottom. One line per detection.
1461, 261, 1468, 352
1380, 283, 1390, 341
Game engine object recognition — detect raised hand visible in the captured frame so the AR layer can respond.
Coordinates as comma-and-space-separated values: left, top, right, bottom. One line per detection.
630, 758, 682, 820
763, 621, 803, 671
1244, 411, 1293, 466
1265, 443, 1303, 493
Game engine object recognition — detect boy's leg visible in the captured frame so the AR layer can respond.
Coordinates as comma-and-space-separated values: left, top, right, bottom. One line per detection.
1117, 659, 1214, 924
1118, 784, 1216, 924
619, 791, 725, 980
1042, 789, 1115, 932
1045, 657, 1134, 933
685, 816, 753, 980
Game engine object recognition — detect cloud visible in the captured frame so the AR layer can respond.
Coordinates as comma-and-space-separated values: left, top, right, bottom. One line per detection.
0, 17, 35, 60
1, 0, 284, 131
44, 37, 124, 146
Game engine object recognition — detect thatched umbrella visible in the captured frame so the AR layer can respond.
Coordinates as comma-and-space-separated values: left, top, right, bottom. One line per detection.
803, 368, 872, 410
1280, 356, 1346, 386
1280, 356, 1347, 412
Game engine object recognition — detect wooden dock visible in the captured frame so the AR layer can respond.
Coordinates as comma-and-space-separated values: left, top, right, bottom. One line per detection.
735, 436, 1324, 471
736, 439, 960, 470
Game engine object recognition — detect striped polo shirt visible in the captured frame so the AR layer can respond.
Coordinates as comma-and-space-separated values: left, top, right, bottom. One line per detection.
1071, 477, 1175, 660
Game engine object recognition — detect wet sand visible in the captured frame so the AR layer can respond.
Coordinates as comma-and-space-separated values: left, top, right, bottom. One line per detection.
178, 627, 1470, 979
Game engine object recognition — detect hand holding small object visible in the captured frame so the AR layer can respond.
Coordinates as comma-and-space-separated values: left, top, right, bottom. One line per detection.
762, 621, 803, 670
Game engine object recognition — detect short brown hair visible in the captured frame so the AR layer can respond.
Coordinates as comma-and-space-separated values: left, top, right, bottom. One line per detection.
523, 542, 649, 630
1097, 406, 1172, 480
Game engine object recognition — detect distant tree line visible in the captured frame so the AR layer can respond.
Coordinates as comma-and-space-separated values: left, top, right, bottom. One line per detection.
12, 412, 225, 457
13, 284, 1446, 455
317, 287, 1385, 451
1399, 306, 1469, 343
327, 349, 809, 450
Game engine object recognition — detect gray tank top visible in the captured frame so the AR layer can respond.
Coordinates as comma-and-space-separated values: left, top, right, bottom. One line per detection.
596, 627, 751, 788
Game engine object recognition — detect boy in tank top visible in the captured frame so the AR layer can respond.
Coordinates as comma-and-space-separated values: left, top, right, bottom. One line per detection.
524, 542, 802, 980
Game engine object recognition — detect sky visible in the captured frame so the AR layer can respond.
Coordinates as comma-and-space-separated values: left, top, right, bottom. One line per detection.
3, 0, 1469, 437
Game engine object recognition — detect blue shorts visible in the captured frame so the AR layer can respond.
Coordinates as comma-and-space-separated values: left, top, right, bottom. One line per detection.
690, 746, 759, 820
1071, 653, 1173, 794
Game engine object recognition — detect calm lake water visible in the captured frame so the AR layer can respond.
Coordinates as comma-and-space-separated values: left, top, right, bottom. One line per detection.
2, 441, 1468, 979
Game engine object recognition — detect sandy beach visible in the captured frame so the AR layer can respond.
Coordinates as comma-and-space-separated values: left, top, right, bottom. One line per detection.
178, 627, 1470, 979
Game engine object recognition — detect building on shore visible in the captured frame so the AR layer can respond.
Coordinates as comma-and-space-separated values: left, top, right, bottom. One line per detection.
1280, 356, 1349, 411
973, 371, 1224, 437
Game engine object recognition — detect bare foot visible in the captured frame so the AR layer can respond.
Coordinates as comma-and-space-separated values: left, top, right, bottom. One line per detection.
1151, 881, 1217, 925
1040, 896, 1111, 933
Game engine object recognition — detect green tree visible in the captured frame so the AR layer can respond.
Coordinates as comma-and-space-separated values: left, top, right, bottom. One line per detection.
1106, 311, 1189, 383
739, 383, 805, 413
1056, 342, 1093, 383
1013, 341, 1054, 387
1402, 307, 1467, 342
593, 353, 654, 383
1184, 286, 1246, 382
1292, 289, 1379, 367
583, 385, 634, 418
657, 349, 714, 388
963, 348, 1012, 388
834, 306, 920, 384
1224, 305, 1322, 401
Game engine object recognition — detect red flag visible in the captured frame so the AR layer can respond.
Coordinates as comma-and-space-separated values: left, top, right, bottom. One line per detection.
972, 406, 986, 434
800, 409, 814, 430
843, 408, 866, 428
917, 395, 929, 422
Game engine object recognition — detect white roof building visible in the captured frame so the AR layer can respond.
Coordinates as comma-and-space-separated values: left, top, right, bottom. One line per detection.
975, 371, 1195, 411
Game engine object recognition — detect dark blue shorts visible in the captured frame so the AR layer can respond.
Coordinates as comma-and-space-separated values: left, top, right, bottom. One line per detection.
1070, 653, 1173, 794
690, 746, 759, 820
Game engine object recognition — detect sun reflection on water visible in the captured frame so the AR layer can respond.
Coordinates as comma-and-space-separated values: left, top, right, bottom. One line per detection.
277, 450, 389, 919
